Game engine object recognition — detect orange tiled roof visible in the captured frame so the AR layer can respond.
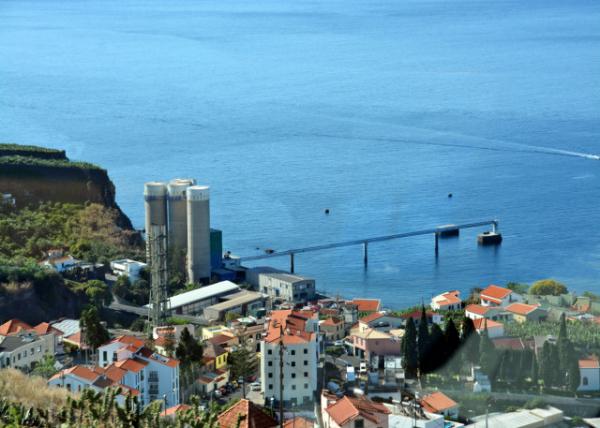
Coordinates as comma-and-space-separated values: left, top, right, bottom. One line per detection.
436, 291, 461, 306
115, 358, 149, 373
113, 335, 145, 349
505, 302, 539, 316
579, 357, 600, 369
0, 319, 32, 336
351, 299, 380, 313
102, 365, 128, 383
264, 310, 316, 344
50, 365, 99, 383
217, 399, 278, 428
31, 322, 63, 336
161, 404, 191, 417
359, 312, 384, 324
208, 334, 235, 346
283, 416, 314, 428
138, 347, 179, 368
420, 391, 458, 413
465, 304, 491, 316
473, 318, 503, 330
325, 395, 390, 426
321, 317, 343, 326
481, 285, 512, 301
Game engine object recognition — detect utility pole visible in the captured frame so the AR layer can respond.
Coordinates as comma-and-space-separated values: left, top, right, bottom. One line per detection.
279, 323, 285, 428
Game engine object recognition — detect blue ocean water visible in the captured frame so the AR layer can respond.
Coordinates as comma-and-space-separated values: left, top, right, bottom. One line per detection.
1, 0, 599, 308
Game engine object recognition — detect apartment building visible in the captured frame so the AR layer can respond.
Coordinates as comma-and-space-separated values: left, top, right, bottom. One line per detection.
0, 331, 56, 370
260, 310, 320, 406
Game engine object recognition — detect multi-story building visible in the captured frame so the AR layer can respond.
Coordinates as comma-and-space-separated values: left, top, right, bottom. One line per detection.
260, 310, 320, 406
110, 259, 147, 283
320, 317, 345, 341
247, 267, 316, 304
0, 330, 56, 371
95, 335, 180, 406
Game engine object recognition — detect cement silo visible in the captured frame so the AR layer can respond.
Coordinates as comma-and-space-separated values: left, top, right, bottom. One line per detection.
186, 185, 211, 283
167, 178, 196, 252
144, 182, 168, 242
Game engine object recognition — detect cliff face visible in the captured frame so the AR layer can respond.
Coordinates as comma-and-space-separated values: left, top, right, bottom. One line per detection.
0, 145, 134, 230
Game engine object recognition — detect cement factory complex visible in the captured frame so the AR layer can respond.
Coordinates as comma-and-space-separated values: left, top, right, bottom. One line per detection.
2, 178, 599, 428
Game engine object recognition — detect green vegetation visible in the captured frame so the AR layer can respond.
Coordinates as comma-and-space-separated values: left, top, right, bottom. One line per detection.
0, 143, 65, 159
113, 274, 150, 306
0, 154, 102, 171
529, 279, 568, 296
0, 202, 143, 264
505, 319, 600, 351
31, 355, 59, 379
80, 306, 110, 352
71, 280, 113, 308
506, 281, 529, 294
228, 348, 259, 381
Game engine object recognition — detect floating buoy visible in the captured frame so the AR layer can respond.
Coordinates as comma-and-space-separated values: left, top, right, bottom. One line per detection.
265, 248, 275, 254
325, 209, 330, 215
448, 193, 453, 198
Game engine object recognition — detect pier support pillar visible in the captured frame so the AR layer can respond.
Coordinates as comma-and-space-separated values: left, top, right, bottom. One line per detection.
492, 221, 498, 233
290, 253, 295, 274
434, 232, 439, 257
363, 242, 368, 267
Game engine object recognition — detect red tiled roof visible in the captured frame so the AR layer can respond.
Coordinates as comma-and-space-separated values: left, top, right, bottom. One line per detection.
51, 365, 99, 382
481, 285, 512, 300
218, 399, 278, 428
161, 404, 191, 417
0, 319, 32, 336
579, 357, 600, 369
265, 310, 317, 344
138, 347, 179, 368
400, 310, 439, 320
351, 299, 381, 313
325, 395, 390, 426
473, 318, 503, 331
359, 312, 384, 324
492, 337, 531, 351
103, 365, 128, 383
115, 358, 148, 373
113, 335, 145, 349
208, 334, 235, 346
505, 302, 539, 316
420, 391, 458, 413
31, 322, 63, 336
283, 416, 314, 428
465, 304, 490, 316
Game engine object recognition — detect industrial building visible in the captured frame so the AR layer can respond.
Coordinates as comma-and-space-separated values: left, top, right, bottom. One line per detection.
203, 290, 266, 321
246, 267, 316, 304
158, 280, 241, 316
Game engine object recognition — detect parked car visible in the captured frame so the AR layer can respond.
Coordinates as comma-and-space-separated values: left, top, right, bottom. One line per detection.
250, 381, 261, 391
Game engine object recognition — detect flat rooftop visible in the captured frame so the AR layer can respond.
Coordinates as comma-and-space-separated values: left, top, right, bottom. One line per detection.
166, 281, 240, 309
205, 290, 265, 312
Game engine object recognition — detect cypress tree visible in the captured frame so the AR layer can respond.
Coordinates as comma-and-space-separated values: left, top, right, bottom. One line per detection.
444, 318, 461, 374
461, 316, 479, 366
402, 318, 418, 379
540, 342, 554, 387
531, 353, 539, 387
417, 306, 431, 378
479, 321, 498, 380
557, 313, 572, 383
550, 344, 560, 387
568, 355, 581, 394
428, 323, 445, 373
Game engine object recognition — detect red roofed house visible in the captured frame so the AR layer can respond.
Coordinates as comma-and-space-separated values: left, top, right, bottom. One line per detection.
358, 313, 404, 334
430, 291, 462, 311
261, 310, 320, 406
218, 398, 278, 428
464, 304, 508, 322
473, 318, 505, 338
351, 299, 381, 314
578, 357, 600, 392
420, 391, 459, 419
504, 303, 547, 323
0, 319, 32, 336
480, 285, 522, 307
283, 416, 315, 428
320, 317, 345, 341
321, 391, 391, 428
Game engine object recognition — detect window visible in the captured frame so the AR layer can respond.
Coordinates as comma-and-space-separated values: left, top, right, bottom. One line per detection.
354, 420, 364, 428
269, 384, 273, 390
304, 372, 308, 377
268, 373, 273, 378
268, 361, 273, 367
304, 383, 308, 389
291, 362, 296, 367
292, 373, 296, 378
268, 350, 272, 355
30, 348, 34, 356
291, 350, 296, 355
292, 385, 296, 390
583, 377, 589, 386
304, 360, 308, 366
303, 349, 308, 354
103, 351, 107, 362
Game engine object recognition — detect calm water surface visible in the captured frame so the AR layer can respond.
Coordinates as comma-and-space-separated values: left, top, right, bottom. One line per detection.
1, 0, 600, 308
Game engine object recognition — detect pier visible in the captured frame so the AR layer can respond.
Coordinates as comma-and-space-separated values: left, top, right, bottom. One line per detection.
239, 219, 500, 273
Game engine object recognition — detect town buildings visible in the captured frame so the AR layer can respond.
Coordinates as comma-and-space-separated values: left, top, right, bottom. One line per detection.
504, 302, 547, 323
479, 285, 522, 307
247, 267, 316, 304
260, 310, 320, 406
321, 391, 391, 428
578, 357, 600, 392
430, 291, 461, 311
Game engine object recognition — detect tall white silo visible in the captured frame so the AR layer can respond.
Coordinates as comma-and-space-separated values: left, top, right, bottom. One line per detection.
144, 182, 168, 243
167, 178, 196, 252
186, 185, 211, 283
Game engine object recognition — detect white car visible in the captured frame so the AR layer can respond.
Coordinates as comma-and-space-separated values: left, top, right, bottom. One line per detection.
250, 381, 261, 391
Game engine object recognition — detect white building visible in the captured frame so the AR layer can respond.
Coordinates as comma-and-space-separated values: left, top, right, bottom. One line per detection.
479, 285, 522, 307
247, 267, 316, 304
260, 310, 320, 406
430, 291, 461, 311
0, 331, 56, 370
578, 358, 600, 392
110, 259, 147, 283
472, 318, 505, 338
148, 280, 240, 316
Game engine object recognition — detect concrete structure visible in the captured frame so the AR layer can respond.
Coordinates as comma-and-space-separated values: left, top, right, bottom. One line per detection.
320, 317, 345, 341
144, 181, 168, 242
96, 335, 180, 406
349, 327, 401, 366
261, 310, 320, 406
386, 402, 444, 428
186, 185, 211, 283
578, 358, 600, 392
248, 267, 316, 304
155, 280, 240, 316
431, 291, 461, 311
210, 228, 223, 270
322, 392, 391, 428
466, 406, 563, 427
167, 178, 196, 252
480, 285, 522, 307
0, 331, 55, 370
203, 290, 266, 321
110, 259, 147, 283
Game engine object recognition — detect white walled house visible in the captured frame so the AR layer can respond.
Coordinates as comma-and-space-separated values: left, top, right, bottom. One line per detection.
578, 358, 600, 392
473, 318, 505, 338
0, 331, 56, 371
260, 310, 320, 406
479, 285, 522, 307
110, 259, 147, 283
430, 291, 461, 311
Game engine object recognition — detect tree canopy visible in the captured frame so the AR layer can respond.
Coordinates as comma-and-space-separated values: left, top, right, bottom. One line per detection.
529, 279, 568, 296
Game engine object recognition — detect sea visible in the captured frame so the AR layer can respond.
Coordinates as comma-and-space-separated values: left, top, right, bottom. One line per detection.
1, 0, 599, 309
